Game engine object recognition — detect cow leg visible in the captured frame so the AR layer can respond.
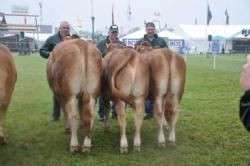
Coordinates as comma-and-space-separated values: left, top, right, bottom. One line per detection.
165, 94, 179, 143
162, 100, 168, 128
0, 104, 7, 145
154, 97, 165, 147
82, 95, 96, 153
64, 98, 79, 152
133, 97, 144, 152
63, 108, 70, 133
116, 100, 127, 154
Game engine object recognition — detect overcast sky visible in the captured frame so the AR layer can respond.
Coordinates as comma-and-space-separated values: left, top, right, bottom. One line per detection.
1, 0, 250, 34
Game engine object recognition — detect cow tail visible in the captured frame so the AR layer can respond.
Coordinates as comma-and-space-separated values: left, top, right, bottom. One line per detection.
110, 51, 135, 107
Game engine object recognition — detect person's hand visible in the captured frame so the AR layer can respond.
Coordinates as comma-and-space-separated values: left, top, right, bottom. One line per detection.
240, 55, 250, 91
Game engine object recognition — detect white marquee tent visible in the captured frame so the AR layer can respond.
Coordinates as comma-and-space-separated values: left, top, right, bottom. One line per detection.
178, 24, 250, 53
120, 29, 185, 52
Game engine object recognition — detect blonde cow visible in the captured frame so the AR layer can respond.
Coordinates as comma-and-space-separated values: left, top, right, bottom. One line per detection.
47, 39, 102, 153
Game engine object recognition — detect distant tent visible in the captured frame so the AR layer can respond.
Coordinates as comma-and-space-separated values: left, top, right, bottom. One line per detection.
120, 29, 185, 53
212, 36, 225, 40
120, 29, 145, 47
158, 30, 183, 39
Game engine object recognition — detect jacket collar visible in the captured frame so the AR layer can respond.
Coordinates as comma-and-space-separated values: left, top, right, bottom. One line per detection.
144, 34, 158, 40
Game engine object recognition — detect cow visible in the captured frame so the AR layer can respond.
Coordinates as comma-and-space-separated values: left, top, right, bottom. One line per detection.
102, 44, 149, 153
47, 39, 102, 153
0, 44, 17, 145
136, 42, 186, 146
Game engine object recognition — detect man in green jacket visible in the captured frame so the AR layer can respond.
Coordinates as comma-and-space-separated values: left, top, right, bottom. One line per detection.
135, 22, 168, 49
135, 22, 168, 120
39, 21, 70, 121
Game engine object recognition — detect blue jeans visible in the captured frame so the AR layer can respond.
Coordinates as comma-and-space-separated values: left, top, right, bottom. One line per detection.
145, 100, 153, 116
98, 96, 116, 118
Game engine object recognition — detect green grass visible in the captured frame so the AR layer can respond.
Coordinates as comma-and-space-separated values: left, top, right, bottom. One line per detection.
1, 53, 250, 165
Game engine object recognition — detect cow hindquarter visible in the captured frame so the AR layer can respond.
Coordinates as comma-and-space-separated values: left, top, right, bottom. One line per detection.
148, 52, 170, 146
114, 56, 149, 152
165, 52, 186, 142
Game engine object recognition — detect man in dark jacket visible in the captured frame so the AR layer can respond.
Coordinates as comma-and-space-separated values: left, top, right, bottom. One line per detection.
135, 22, 168, 120
39, 21, 70, 121
96, 24, 124, 121
240, 55, 250, 131
135, 22, 168, 49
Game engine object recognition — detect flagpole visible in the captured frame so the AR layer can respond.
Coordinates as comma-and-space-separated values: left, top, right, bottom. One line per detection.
224, 21, 226, 53
224, 0, 229, 53
112, 3, 114, 25
90, 0, 95, 42
127, 0, 131, 33
213, 52, 216, 69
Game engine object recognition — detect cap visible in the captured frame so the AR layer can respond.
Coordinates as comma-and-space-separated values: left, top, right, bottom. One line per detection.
145, 22, 155, 28
109, 24, 119, 32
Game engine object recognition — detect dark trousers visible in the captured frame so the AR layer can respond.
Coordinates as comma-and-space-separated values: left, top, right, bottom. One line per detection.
52, 96, 61, 118
98, 96, 116, 118
145, 100, 153, 116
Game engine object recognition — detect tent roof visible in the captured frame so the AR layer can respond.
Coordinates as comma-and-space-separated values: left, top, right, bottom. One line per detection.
120, 29, 145, 40
231, 31, 250, 39
158, 30, 183, 39
179, 24, 250, 39
120, 29, 184, 40
25, 33, 52, 41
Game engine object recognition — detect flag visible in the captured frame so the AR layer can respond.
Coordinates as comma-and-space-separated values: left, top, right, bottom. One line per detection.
112, 4, 114, 25
225, 9, 229, 25
207, 5, 212, 25
127, 2, 132, 20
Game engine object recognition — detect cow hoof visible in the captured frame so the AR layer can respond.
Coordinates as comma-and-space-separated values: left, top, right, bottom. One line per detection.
120, 147, 128, 154
158, 142, 166, 148
82, 146, 91, 153
133, 146, 140, 152
70, 145, 79, 153
0, 137, 6, 146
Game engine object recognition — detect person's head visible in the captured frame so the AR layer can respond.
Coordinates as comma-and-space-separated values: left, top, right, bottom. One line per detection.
145, 22, 156, 38
108, 24, 119, 42
59, 21, 70, 39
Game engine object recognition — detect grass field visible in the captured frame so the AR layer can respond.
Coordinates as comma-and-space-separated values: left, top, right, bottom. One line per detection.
1, 53, 250, 165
